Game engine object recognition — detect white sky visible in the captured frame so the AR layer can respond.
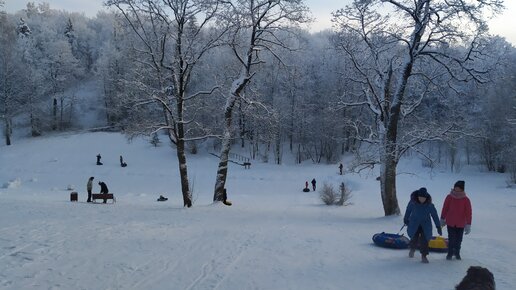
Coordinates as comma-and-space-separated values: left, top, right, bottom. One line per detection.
4, 0, 516, 44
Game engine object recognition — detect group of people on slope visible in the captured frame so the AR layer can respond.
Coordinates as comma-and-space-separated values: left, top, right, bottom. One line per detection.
86, 176, 109, 203
403, 180, 472, 263
96, 153, 127, 167
304, 179, 317, 192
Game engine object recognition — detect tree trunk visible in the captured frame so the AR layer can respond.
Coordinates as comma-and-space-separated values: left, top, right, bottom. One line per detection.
380, 116, 401, 215
275, 131, 281, 165
176, 137, 192, 207
60, 97, 64, 130
30, 108, 40, 137
52, 98, 57, 130
4, 118, 11, 146
379, 148, 400, 216
214, 95, 238, 202
239, 101, 246, 148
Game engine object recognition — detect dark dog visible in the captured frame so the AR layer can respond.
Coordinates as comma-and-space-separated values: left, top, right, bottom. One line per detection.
456, 266, 495, 290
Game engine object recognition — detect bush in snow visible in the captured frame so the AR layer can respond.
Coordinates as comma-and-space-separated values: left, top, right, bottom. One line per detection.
320, 182, 352, 206
320, 183, 337, 205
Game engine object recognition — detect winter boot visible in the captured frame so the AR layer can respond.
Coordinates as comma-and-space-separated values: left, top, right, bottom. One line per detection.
446, 254, 452, 260
409, 248, 415, 258
455, 254, 461, 260
421, 254, 429, 263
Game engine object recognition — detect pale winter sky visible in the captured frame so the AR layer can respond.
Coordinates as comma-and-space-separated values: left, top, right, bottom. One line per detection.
4, 0, 516, 45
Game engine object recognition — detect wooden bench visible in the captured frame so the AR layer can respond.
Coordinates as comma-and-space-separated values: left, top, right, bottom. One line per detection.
92, 193, 116, 203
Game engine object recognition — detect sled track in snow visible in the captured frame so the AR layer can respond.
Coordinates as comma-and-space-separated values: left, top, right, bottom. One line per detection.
186, 231, 260, 290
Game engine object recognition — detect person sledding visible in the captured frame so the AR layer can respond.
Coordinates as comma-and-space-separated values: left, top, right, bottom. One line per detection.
157, 195, 168, 202
403, 187, 442, 263
120, 155, 127, 167
96, 154, 103, 165
303, 181, 310, 192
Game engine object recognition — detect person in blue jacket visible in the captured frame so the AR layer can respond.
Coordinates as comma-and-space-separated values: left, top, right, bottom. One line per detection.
403, 187, 442, 263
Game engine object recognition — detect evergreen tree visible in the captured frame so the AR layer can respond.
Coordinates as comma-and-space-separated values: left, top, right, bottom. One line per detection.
17, 18, 31, 37
64, 18, 75, 45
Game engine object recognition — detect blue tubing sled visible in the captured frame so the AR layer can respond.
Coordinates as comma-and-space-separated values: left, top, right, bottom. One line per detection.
372, 232, 410, 249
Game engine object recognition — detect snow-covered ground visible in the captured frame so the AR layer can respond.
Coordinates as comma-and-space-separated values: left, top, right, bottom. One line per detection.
1, 132, 515, 290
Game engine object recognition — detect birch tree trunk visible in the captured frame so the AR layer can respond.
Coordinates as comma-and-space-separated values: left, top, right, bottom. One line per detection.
214, 77, 249, 202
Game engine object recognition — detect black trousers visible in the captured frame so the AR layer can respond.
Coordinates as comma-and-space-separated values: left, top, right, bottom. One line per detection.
87, 190, 92, 202
409, 226, 429, 255
447, 226, 464, 256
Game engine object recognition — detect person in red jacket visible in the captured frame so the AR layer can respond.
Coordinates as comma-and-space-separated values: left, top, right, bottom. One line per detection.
440, 180, 472, 260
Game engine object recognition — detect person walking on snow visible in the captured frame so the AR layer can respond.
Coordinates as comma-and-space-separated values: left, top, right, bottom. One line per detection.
440, 180, 472, 260
403, 187, 442, 263
339, 163, 343, 175
311, 178, 317, 191
86, 176, 94, 203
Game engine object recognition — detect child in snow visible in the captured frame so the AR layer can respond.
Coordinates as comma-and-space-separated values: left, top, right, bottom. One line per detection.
440, 180, 472, 260
311, 178, 316, 191
403, 187, 442, 263
303, 181, 310, 192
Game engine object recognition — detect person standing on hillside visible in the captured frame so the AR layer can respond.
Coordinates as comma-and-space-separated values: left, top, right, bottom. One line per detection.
440, 180, 472, 260
311, 178, 317, 191
86, 176, 94, 203
404, 188, 442, 263
98, 181, 109, 204
339, 163, 343, 175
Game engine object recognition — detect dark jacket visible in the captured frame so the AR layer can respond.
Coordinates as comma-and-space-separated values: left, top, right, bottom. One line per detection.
403, 189, 440, 242
99, 182, 109, 194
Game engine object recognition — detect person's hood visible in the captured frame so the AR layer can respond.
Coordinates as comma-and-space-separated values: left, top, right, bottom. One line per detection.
449, 190, 467, 199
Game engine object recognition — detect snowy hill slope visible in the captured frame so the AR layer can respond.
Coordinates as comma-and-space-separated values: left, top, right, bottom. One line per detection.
0, 132, 515, 289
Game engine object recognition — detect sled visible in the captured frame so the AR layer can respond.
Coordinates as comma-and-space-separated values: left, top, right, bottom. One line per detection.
372, 232, 410, 249
428, 236, 448, 252
415, 236, 449, 252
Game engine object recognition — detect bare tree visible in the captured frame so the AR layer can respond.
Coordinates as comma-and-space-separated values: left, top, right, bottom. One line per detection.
0, 14, 27, 145
212, 0, 310, 202
332, 0, 504, 215
107, 0, 227, 207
